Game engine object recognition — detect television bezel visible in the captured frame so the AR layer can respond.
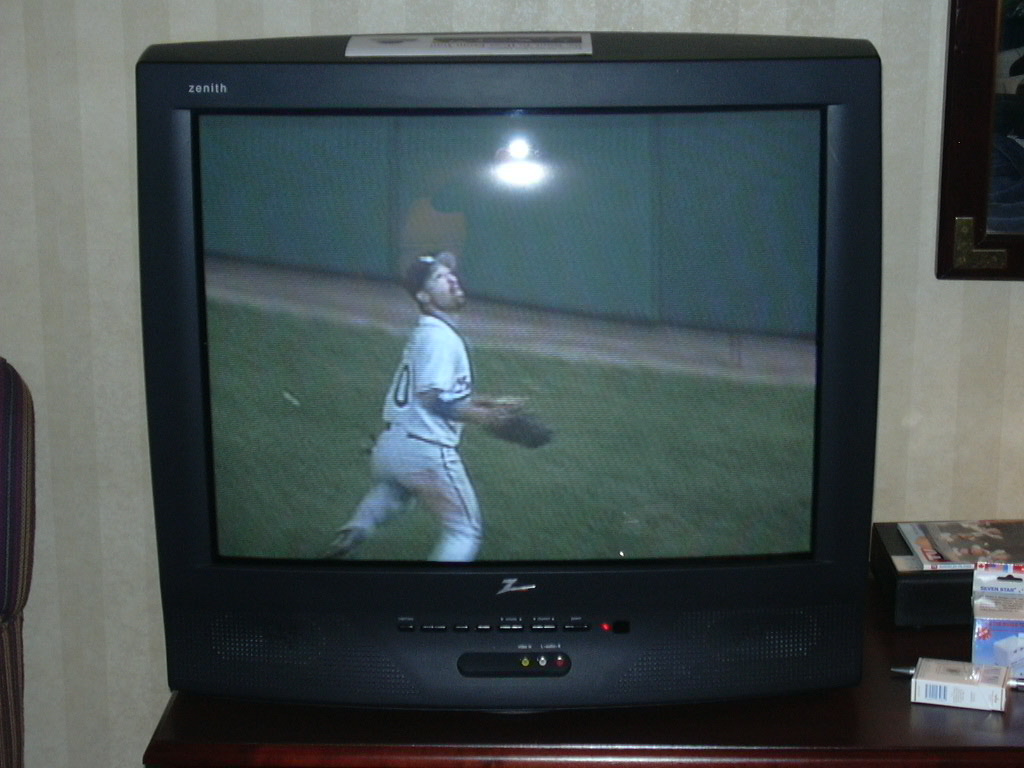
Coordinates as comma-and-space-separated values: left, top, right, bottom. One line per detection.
136, 32, 881, 709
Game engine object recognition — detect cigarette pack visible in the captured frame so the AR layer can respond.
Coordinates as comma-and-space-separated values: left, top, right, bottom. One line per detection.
910, 657, 1009, 712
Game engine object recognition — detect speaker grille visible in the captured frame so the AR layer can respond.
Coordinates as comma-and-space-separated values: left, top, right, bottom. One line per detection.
617, 602, 860, 700
167, 611, 421, 702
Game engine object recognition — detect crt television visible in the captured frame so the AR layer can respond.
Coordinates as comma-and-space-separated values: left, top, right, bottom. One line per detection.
136, 32, 881, 710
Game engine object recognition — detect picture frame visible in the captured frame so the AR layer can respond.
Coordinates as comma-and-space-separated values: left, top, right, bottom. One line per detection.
936, 0, 1024, 278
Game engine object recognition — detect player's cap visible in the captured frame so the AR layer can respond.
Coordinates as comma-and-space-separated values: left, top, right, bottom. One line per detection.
402, 252, 458, 297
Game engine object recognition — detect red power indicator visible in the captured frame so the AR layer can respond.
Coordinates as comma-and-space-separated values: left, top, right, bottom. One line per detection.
601, 621, 631, 634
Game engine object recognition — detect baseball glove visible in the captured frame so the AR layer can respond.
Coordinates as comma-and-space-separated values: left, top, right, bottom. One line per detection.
484, 410, 554, 448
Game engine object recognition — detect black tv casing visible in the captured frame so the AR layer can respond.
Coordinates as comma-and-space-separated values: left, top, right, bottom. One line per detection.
136, 32, 882, 710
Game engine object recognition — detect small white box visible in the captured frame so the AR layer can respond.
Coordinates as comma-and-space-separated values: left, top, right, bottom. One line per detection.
910, 657, 1009, 712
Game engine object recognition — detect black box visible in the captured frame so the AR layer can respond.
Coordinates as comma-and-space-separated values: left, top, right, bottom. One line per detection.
870, 523, 972, 627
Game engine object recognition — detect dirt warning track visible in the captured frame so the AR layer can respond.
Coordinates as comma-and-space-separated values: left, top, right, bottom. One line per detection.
205, 256, 815, 387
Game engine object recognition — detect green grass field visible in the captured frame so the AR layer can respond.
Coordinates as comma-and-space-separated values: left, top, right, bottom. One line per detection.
206, 300, 815, 562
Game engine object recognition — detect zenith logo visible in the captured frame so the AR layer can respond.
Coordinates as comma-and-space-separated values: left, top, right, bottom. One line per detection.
497, 577, 537, 595
188, 82, 228, 94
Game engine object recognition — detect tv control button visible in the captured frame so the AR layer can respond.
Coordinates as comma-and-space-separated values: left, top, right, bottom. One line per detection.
563, 622, 591, 632
397, 620, 416, 632
458, 652, 572, 678
420, 624, 447, 632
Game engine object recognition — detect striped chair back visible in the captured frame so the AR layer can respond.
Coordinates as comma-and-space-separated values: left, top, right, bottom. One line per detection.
0, 360, 35, 768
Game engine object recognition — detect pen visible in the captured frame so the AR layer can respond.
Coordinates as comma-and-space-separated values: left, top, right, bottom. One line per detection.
891, 664, 1024, 689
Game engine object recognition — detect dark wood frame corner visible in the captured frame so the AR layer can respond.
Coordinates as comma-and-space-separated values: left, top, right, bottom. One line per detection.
937, 0, 1024, 278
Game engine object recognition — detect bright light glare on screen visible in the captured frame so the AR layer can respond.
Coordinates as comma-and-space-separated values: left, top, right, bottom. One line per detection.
491, 137, 550, 188
507, 138, 531, 159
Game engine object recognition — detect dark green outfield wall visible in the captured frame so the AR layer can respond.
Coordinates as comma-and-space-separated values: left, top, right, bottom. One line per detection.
199, 109, 819, 336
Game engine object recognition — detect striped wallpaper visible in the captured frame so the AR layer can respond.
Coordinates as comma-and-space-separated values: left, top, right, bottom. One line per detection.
4, 1, 1024, 765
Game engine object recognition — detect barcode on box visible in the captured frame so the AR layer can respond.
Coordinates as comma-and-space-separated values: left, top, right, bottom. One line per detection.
922, 683, 948, 702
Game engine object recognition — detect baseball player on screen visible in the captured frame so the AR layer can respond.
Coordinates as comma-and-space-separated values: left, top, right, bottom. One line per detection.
324, 252, 523, 562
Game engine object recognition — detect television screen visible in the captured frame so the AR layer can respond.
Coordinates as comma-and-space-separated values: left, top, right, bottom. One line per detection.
199, 108, 821, 563
137, 32, 881, 709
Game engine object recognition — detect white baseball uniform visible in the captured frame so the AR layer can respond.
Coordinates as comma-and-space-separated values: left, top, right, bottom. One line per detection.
340, 312, 483, 561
